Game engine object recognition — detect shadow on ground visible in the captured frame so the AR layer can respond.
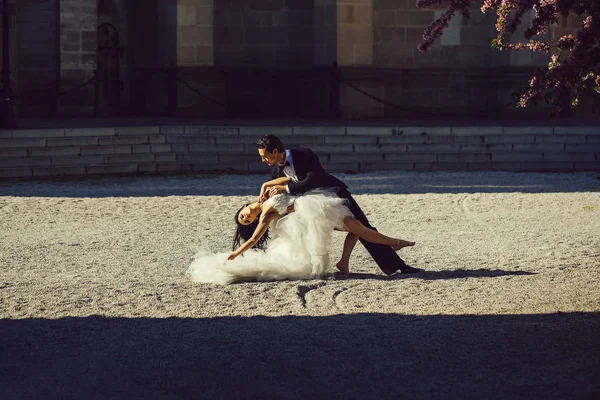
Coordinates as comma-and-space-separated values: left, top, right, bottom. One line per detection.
346, 268, 536, 281
0, 171, 598, 198
1, 313, 598, 399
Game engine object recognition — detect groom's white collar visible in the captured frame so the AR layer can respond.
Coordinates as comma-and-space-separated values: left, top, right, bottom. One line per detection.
279, 149, 293, 166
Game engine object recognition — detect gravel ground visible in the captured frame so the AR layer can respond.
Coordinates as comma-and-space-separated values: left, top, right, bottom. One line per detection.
1, 171, 599, 399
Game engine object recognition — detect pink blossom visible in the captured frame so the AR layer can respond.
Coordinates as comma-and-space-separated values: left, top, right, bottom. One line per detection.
417, 0, 600, 112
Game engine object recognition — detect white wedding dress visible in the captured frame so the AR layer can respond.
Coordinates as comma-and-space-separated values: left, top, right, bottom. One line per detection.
186, 189, 353, 285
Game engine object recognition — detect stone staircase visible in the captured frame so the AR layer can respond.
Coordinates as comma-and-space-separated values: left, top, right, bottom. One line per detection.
0, 124, 599, 180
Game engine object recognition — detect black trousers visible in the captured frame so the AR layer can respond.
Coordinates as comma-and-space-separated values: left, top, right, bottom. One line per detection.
338, 188, 409, 275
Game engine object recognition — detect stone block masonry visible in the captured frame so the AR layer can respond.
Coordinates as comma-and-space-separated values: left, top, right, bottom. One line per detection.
58, 0, 98, 115
0, 125, 598, 180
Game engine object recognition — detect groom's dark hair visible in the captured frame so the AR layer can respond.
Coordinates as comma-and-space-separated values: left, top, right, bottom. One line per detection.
257, 135, 284, 153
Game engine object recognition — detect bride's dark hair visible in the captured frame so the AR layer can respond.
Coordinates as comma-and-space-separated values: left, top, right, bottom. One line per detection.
233, 204, 269, 251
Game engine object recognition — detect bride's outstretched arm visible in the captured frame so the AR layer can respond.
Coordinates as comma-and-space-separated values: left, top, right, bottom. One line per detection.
227, 210, 280, 260
259, 176, 292, 202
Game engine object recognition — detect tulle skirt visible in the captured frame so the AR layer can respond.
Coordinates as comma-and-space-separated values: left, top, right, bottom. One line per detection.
186, 190, 353, 285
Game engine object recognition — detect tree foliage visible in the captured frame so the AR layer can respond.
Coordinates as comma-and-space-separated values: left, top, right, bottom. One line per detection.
416, 0, 600, 115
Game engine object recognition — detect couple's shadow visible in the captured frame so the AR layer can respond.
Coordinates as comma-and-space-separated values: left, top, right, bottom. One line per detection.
333, 268, 536, 281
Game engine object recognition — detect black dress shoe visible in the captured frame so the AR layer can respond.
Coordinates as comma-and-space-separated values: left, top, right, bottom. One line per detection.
400, 265, 421, 274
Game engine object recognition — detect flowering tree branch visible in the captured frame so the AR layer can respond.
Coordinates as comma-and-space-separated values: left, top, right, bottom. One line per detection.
416, 0, 600, 115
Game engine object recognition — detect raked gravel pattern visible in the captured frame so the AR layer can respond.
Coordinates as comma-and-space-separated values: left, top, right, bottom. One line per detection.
1, 171, 599, 399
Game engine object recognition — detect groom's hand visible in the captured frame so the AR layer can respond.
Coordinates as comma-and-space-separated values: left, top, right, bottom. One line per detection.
268, 185, 286, 197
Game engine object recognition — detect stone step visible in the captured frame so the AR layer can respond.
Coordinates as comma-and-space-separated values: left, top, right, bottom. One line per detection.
1, 124, 599, 179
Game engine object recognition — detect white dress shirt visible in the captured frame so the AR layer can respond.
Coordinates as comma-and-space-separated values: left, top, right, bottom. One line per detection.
278, 149, 298, 193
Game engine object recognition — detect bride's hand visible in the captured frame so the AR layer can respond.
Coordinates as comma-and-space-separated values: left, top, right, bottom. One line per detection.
226, 252, 238, 261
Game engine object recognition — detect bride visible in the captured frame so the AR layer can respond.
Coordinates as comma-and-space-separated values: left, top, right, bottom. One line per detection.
186, 177, 415, 285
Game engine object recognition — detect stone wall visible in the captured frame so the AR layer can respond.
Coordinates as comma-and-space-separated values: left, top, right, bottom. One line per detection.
373, 1, 500, 68
337, 0, 373, 66
314, 0, 336, 65
371, 1, 556, 69
337, 66, 552, 119
15, 0, 57, 117
95, 0, 127, 116
5, 1, 596, 119
214, 0, 319, 67
1, 124, 598, 180
58, 0, 97, 115
176, 0, 213, 66
125, 0, 176, 115
361, 1, 554, 120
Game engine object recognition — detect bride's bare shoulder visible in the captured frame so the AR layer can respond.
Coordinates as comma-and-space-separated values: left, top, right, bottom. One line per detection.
260, 200, 280, 219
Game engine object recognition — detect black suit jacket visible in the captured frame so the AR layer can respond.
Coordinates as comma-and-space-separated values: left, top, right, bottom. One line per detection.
271, 148, 347, 196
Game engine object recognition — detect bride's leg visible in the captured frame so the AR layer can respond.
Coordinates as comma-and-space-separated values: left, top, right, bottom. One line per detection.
343, 217, 415, 250
336, 232, 359, 277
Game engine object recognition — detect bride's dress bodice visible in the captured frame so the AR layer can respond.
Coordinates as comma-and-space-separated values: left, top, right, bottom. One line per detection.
187, 190, 354, 285
265, 193, 294, 215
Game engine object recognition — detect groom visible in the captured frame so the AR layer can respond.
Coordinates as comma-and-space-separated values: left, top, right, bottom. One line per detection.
256, 134, 420, 275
